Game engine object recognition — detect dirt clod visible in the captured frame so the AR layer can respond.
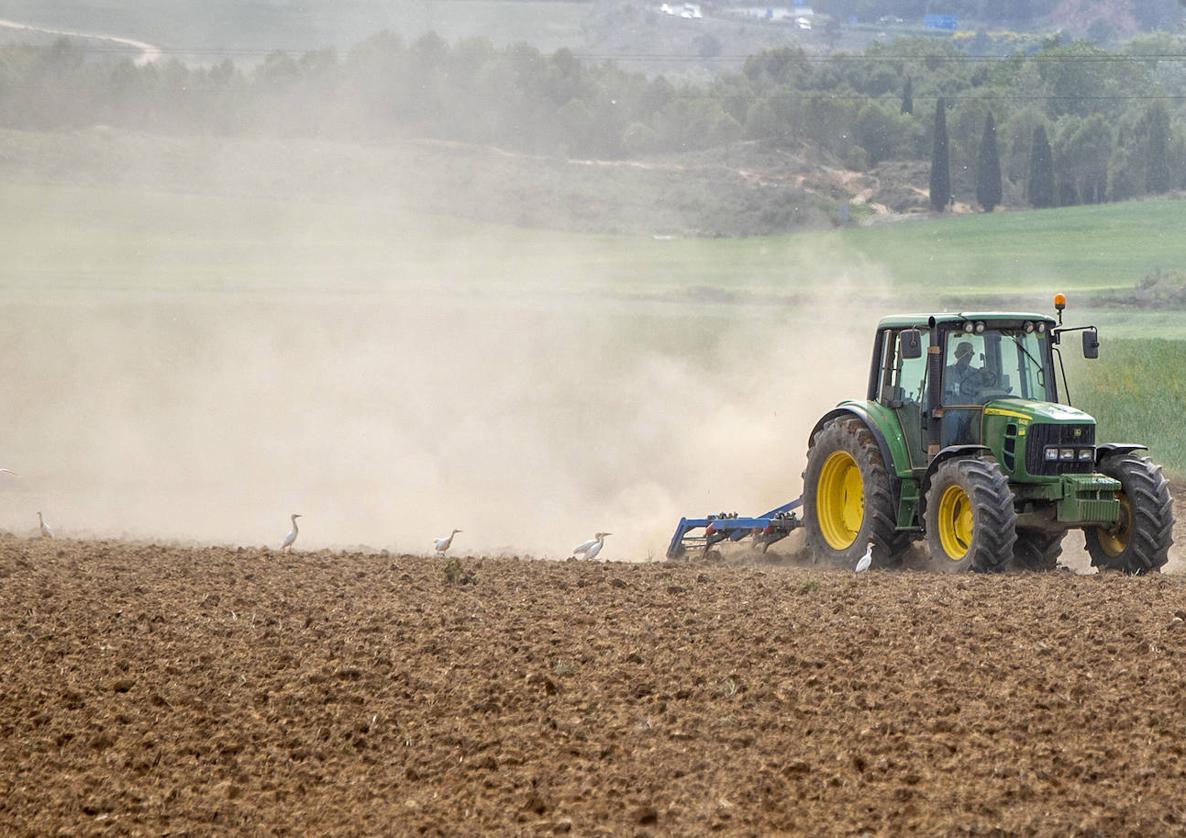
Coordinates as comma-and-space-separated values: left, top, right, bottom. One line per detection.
634, 805, 659, 825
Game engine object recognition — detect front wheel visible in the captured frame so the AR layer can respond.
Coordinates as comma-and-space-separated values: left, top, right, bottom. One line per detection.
1085, 454, 1174, 575
924, 458, 1017, 573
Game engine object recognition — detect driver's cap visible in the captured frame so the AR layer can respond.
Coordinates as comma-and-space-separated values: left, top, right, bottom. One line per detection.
955, 341, 975, 359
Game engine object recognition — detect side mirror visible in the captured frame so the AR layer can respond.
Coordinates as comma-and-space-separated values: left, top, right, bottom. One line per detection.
1082, 328, 1100, 360
900, 329, 924, 360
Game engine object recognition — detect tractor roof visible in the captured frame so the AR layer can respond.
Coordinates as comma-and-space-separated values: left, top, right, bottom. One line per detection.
877, 312, 1058, 330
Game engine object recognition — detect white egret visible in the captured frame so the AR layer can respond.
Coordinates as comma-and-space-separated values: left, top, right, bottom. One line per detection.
572, 532, 611, 561
281, 514, 302, 552
37, 512, 53, 540
433, 529, 462, 556
854, 541, 874, 574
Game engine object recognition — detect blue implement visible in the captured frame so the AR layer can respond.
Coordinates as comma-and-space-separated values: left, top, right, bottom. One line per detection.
666, 497, 804, 560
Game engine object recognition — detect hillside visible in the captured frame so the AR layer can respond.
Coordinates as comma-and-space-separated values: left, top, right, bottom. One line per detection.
0, 128, 940, 236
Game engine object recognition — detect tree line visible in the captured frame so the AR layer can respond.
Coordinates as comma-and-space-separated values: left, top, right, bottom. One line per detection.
1, 32, 1184, 210
927, 94, 1178, 211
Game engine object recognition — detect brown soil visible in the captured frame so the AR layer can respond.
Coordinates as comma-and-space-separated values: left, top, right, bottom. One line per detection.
5, 536, 1186, 835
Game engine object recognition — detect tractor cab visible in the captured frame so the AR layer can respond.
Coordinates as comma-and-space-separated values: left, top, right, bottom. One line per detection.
872, 313, 1069, 467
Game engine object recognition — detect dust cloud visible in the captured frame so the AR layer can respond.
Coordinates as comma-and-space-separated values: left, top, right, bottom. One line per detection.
0, 250, 884, 559
0, 51, 888, 559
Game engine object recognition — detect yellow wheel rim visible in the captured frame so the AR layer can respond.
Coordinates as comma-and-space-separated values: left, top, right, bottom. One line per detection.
1098, 492, 1132, 558
937, 484, 974, 561
818, 451, 864, 550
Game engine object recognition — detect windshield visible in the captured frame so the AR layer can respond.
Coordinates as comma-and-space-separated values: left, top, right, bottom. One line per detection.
943, 328, 1054, 405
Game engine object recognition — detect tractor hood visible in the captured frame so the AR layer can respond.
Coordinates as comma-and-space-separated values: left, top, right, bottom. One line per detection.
983, 398, 1096, 426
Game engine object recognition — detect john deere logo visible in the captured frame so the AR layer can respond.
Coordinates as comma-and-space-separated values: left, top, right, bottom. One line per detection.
1073, 428, 1084, 438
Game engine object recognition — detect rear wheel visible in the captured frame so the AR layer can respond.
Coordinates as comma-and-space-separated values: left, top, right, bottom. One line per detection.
1085, 454, 1174, 575
804, 416, 906, 569
924, 458, 1016, 573
1012, 529, 1065, 572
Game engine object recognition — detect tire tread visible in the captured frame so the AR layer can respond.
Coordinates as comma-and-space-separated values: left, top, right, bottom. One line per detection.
925, 457, 1017, 573
1086, 454, 1174, 574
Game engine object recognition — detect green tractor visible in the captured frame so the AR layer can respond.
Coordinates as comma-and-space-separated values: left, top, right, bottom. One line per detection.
803, 297, 1175, 574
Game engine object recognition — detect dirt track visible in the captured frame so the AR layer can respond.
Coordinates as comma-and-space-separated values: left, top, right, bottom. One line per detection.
5, 537, 1186, 835
0, 17, 161, 66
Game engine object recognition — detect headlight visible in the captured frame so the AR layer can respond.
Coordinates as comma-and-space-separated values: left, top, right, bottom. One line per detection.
975, 321, 986, 334
1024, 321, 1035, 334
1060, 448, 1075, 461
1078, 448, 1094, 461
1037, 322, 1047, 333
964, 321, 974, 333
1045, 447, 1060, 461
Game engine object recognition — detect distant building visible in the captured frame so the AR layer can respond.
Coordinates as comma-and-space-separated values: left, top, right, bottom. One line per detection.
660, 2, 702, 17
732, 5, 812, 22
923, 14, 958, 30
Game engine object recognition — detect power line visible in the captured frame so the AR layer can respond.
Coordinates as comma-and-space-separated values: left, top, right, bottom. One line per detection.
724, 93, 1186, 101
587, 52, 1186, 63
4, 40, 1186, 63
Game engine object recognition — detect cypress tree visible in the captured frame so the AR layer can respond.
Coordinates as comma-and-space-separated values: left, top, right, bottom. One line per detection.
1027, 125, 1055, 209
1147, 102, 1171, 194
901, 76, 913, 115
929, 97, 951, 212
976, 111, 1002, 212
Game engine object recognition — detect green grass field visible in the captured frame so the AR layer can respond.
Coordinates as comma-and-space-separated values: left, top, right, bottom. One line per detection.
1, 179, 1182, 474
2, 181, 1183, 327
1070, 341, 1186, 479
832, 200, 1186, 293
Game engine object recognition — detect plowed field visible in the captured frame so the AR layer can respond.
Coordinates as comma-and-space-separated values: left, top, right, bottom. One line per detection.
3, 529, 1186, 835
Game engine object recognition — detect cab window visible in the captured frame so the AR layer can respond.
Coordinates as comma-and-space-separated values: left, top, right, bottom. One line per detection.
944, 328, 1052, 405
881, 329, 930, 409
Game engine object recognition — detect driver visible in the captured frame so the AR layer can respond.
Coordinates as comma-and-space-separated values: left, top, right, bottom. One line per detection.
945, 340, 980, 402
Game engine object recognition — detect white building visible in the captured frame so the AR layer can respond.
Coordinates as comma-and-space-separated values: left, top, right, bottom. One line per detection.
660, 2, 703, 17
732, 5, 813, 22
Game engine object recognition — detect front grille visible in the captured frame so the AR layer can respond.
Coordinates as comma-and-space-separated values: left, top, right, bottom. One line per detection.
1026, 423, 1096, 475
1078, 498, 1120, 522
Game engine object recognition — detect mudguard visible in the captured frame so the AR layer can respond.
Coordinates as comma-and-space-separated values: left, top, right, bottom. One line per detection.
1095, 443, 1148, 463
809, 403, 910, 485
922, 444, 993, 493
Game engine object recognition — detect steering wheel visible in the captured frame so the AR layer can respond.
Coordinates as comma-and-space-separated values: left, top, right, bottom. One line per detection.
959, 368, 999, 398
